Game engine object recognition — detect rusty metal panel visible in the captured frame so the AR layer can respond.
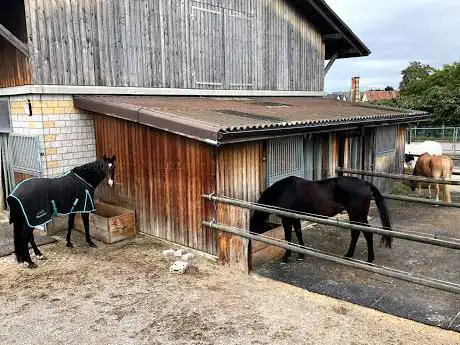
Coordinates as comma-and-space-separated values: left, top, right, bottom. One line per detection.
93, 113, 217, 254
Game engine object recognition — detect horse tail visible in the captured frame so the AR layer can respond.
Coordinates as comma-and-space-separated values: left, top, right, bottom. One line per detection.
366, 182, 392, 248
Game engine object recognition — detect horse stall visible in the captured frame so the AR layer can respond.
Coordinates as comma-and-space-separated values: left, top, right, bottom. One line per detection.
74, 95, 427, 269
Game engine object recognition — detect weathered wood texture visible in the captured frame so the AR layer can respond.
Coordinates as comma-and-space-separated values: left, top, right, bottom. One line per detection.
93, 114, 217, 254
0, 2, 31, 87
74, 201, 136, 243
251, 226, 285, 268
216, 141, 264, 201
372, 124, 405, 193
23, 0, 324, 91
215, 141, 263, 271
217, 203, 250, 273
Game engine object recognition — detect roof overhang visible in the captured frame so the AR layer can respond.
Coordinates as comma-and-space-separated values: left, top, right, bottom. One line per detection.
74, 96, 429, 146
288, 0, 371, 59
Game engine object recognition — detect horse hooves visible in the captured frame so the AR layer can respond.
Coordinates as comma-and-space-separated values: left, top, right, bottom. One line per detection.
23, 262, 38, 269
297, 254, 305, 261
66, 242, 74, 248
36, 254, 46, 260
88, 242, 97, 248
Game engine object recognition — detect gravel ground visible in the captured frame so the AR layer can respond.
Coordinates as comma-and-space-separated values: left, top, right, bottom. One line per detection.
0, 230, 459, 345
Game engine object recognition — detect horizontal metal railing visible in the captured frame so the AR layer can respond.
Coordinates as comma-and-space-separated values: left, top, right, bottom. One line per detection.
202, 194, 460, 249
203, 221, 460, 295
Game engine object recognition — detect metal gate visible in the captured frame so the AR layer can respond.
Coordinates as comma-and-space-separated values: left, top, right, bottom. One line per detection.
9, 134, 42, 176
266, 136, 304, 186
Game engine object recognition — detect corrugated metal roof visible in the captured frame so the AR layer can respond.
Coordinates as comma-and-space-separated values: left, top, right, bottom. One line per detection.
74, 96, 429, 145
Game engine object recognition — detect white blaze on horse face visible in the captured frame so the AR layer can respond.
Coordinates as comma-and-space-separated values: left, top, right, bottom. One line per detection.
108, 163, 113, 168
108, 179, 114, 187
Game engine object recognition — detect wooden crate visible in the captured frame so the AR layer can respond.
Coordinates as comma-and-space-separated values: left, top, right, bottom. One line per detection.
251, 225, 285, 268
74, 201, 136, 243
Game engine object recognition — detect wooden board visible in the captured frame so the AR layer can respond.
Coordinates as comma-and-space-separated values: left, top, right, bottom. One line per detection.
250, 225, 285, 268
74, 201, 136, 243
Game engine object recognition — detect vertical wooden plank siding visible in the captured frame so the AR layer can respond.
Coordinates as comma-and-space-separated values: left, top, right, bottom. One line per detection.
0, 2, 32, 87
216, 141, 263, 202
215, 141, 262, 273
21, 0, 324, 91
217, 203, 250, 273
93, 114, 217, 254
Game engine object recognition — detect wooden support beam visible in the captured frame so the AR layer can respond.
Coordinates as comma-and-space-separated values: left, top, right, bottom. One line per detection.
324, 54, 338, 75
0, 24, 29, 58
323, 33, 343, 40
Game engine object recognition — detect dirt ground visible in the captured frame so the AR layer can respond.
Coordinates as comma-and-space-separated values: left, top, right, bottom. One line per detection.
0, 230, 459, 345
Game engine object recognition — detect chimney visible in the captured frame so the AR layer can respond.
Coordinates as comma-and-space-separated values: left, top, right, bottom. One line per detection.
350, 76, 360, 103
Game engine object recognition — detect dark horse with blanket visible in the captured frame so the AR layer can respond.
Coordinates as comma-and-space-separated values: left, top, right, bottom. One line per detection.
7, 155, 116, 268
250, 176, 392, 263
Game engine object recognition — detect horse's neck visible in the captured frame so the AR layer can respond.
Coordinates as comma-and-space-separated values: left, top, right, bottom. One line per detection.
72, 167, 105, 189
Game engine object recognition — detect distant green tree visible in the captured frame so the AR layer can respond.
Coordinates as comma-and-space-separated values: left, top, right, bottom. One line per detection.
384, 86, 394, 91
373, 62, 460, 125
399, 61, 436, 91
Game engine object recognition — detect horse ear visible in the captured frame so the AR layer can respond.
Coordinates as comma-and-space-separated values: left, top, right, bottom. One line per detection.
103, 154, 108, 160
111, 155, 116, 162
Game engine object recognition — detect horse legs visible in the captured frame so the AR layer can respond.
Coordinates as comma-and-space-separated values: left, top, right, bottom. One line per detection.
428, 184, 432, 198
281, 218, 293, 263
344, 230, 360, 260
22, 226, 38, 268
293, 219, 305, 261
67, 213, 76, 247
29, 231, 45, 260
362, 223, 375, 263
82, 213, 96, 247
13, 220, 24, 263
435, 183, 440, 202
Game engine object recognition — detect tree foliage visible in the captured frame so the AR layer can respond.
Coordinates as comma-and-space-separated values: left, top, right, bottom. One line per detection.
372, 62, 460, 125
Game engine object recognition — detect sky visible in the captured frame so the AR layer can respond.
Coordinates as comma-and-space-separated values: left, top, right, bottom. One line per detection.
324, 0, 460, 93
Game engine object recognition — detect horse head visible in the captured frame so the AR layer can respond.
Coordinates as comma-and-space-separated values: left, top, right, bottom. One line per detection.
102, 154, 116, 187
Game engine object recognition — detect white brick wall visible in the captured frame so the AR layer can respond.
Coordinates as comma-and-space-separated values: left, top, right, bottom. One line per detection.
9, 94, 97, 177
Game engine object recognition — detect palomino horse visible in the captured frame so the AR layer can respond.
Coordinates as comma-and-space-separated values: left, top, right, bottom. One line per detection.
250, 176, 392, 263
405, 141, 443, 170
7, 155, 116, 268
410, 153, 454, 202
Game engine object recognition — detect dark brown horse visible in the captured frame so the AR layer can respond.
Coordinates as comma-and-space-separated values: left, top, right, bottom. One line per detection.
250, 176, 392, 263
7, 155, 116, 268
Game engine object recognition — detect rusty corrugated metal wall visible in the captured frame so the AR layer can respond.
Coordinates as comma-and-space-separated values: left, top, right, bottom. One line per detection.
93, 114, 217, 254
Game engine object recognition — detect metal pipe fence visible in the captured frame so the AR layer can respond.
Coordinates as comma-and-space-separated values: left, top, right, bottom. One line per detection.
382, 193, 460, 208
336, 167, 460, 186
408, 126, 459, 155
202, 221, 460, 295
202, 194, 460, 249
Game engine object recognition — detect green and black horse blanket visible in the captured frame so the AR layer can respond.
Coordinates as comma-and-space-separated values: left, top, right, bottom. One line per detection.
7, 172, 96, 227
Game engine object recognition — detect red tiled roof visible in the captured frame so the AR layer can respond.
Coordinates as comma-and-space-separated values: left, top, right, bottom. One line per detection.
364, 91, 400, 101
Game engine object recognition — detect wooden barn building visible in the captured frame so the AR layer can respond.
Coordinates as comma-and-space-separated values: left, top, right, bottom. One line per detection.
0, 0, 428, 262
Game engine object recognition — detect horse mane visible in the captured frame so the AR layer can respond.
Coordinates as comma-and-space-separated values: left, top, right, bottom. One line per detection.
72, 160, 104, 173
71, 160, 106, 188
